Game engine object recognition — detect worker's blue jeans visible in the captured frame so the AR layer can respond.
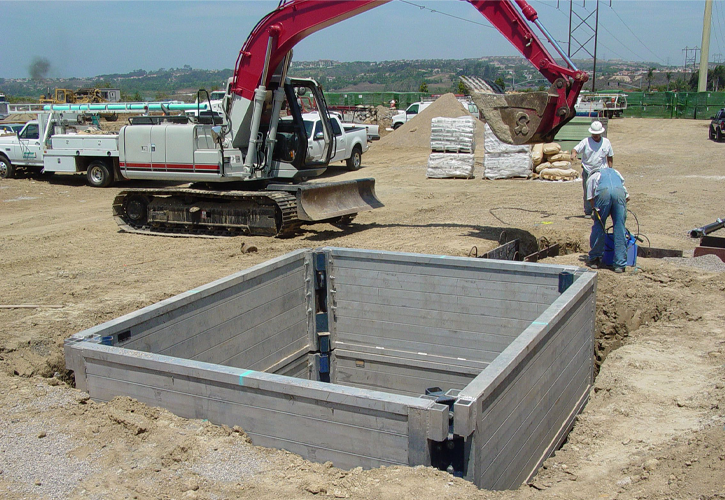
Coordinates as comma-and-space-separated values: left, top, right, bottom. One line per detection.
589, 187, 628, 268
581, 168, 591, 215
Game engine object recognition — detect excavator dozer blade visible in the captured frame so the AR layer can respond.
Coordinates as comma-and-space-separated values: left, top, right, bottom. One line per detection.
266, 178, 384, 222
463, 77, 574, 146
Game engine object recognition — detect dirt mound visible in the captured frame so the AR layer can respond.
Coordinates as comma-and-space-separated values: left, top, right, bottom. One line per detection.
376, 93, 484, 150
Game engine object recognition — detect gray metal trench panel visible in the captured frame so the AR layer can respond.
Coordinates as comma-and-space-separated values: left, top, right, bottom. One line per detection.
65, 247, 596, 489
68, 344, 448, 470
72, 249, 312, 375
453, 267, 597, 490
325, 248, 575, 397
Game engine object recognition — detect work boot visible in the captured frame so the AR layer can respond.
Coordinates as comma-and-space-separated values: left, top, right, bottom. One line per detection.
586, 258, 601, 269
614, 267, 625, 274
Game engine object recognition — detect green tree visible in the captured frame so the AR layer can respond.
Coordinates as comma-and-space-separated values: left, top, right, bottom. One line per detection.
494, 77, 506, 91
456, 80, 466, 94
132, 91, 144, 102
665, 71, 672, 91
420, 81, 428, 93
647, 67, 655, 91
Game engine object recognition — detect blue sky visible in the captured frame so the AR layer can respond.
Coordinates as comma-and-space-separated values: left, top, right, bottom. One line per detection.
2, 1, 719, 79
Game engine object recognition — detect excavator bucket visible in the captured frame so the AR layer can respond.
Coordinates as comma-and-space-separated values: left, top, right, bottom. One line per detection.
462, 76, 575, 146
266, 178, 384, 222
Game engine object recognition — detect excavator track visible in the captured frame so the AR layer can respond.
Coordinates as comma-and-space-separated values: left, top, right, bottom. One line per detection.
112, 188, 303, 238
112, 179, 383, 238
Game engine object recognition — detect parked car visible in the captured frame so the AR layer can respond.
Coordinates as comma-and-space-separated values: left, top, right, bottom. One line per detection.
709, 108, 725, 141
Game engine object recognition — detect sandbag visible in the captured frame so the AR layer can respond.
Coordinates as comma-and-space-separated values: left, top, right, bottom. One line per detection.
535, 161, 552, 173
551, 160, 572, 169
548, 152, 571, 162
532, 143, 544, 166
542, 142, 561, 155
539, 167, 579, 181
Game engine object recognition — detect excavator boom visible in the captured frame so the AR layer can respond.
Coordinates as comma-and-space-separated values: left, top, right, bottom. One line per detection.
231, 0, 588, 145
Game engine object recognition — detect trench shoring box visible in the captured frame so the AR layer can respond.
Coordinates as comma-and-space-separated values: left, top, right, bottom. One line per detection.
65, 248, 597, 489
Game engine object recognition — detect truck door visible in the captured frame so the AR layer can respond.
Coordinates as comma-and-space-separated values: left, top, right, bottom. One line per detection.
405, 103, 420, 122
330, 118, 345, 162
306, 119, 325, 162
17, 123, 42, 166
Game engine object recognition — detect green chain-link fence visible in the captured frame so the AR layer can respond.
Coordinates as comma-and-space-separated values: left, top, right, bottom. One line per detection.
625, 91, 725, 119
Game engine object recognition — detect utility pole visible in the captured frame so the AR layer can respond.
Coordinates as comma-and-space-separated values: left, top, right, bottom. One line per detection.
698, 0, 713, 91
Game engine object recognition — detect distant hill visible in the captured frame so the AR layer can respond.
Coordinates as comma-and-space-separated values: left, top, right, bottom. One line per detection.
0, 58, 677, 102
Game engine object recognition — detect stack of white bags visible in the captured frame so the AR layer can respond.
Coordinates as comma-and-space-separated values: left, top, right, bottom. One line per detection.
426, 117, 477, 179
482, 123, 533, 180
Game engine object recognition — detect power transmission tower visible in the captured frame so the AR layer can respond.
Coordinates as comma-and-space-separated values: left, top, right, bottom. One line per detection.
567, 0, 609, 92
683, 46, 700, 71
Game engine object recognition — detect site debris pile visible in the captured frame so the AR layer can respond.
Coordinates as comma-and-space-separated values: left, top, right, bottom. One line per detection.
531, 142, 580, 181
375, 93, 484, 151
482, 123, 532, 179
426, 116, 477, 179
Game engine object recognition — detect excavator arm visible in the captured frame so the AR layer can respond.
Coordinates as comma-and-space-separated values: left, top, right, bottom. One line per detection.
230, 0, 588, 145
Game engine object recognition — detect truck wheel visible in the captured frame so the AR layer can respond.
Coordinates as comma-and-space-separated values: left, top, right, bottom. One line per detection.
718, 128, 723, 142
392, 122, 402, 130
710, 126, 717, 140
0, 155, 15, 179
87, 160, 113, 188
346, 146, 363, 171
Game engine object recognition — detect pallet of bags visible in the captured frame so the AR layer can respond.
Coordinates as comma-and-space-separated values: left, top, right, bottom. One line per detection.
482, 123, 532, 179
531, 142, 580, 181
426, 153, 475, 179
430, 117, 476, 153
483, 151, 533, 179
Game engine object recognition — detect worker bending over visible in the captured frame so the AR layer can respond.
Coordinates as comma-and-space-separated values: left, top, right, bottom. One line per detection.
586, 168, 630, 273
571, 120, 613, 216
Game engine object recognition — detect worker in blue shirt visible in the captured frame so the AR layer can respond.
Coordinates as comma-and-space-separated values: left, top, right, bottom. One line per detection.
585, 167, 630, 273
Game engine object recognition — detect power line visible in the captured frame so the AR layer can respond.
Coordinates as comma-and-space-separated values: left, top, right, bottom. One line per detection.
397, 0, 495, 30
605, 3, 666, 64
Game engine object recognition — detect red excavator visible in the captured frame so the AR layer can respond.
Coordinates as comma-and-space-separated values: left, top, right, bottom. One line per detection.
112, 0, 588, 237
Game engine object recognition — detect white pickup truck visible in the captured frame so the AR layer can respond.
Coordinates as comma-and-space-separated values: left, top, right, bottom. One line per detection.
391, 99, 480, 129
302, 112, 369, 170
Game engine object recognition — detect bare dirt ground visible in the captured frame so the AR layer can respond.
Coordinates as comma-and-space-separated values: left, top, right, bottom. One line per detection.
0, 117, 723, 499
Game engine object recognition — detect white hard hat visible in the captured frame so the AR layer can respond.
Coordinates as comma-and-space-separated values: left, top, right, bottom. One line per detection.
588, 121, 605, 134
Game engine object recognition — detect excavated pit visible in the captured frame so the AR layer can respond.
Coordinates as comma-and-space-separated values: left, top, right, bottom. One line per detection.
65, 247, 597, 490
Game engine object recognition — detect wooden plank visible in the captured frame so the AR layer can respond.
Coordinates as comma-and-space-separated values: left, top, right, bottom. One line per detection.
333, 269, 559, 305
